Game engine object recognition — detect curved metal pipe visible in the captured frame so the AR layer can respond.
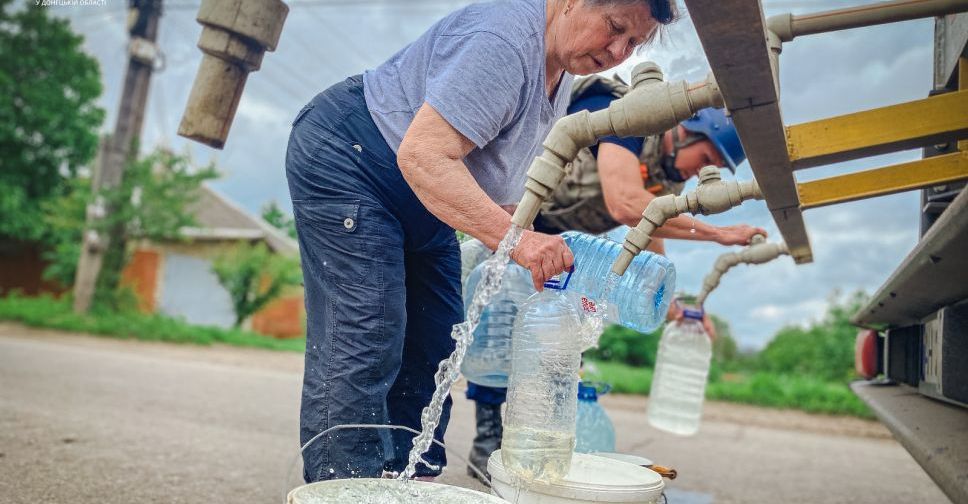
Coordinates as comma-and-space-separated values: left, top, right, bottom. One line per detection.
695, 235, 790, 305
511, 62, 724, 228
611, 166, 764, 275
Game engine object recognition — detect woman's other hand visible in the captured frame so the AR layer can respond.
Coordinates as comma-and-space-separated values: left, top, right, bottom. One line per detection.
510, 230, 575, 291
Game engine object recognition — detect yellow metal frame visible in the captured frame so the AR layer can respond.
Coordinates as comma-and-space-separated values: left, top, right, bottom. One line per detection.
960, 57, 967, 151
798, 151, 968, 210
786, 89, 968, 170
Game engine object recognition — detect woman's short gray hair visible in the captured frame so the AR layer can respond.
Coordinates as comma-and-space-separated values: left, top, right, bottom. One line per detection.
584, 0, 679, 25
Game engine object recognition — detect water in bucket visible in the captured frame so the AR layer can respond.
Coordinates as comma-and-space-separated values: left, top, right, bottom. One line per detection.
288, 478, 507, 504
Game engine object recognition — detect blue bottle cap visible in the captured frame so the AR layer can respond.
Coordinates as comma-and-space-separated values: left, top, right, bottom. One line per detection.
577, 382, 598, 401
682, 307, 705, 320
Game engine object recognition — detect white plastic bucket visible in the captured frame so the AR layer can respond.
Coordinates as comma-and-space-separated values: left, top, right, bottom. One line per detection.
488, 450, 665, 504
287, 478, 507, 504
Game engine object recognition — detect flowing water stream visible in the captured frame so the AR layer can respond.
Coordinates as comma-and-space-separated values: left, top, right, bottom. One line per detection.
400, 224, 525, 479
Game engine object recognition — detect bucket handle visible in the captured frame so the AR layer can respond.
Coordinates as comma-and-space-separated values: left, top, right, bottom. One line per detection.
285, 423, 492, 501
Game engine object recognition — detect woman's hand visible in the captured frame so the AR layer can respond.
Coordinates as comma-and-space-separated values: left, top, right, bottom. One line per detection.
510, 230, 575, 291
715, 225, 768, 246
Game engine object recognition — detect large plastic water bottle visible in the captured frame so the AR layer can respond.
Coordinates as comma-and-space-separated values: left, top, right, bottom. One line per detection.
460, 261, 534, 387
561, 231, 676, 334
502, 270, 582, 483
647, 301, 712, 436
460, 238, 492, 288
575, 382, 616, 453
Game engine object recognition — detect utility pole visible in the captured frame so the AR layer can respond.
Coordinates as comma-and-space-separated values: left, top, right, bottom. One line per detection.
73, 0, 163, 313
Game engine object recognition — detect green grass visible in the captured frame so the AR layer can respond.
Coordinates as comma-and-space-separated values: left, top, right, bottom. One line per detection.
0, 294, 306, 352
584, 360, 653, 395
584, 359, 873, 419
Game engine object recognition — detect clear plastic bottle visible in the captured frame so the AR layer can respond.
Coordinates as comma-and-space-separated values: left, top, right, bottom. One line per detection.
561, 231, 676, 334
575, 382, 616, 453
647, 302, 712, 436
460, 238, 492, 289
460, 261, 534, 387
502, 271, 582, 483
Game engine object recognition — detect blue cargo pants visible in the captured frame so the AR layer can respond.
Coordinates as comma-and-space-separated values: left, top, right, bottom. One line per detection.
286, 75, 461, 482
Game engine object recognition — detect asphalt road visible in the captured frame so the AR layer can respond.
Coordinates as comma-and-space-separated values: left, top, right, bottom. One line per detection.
0, 324, 952, 503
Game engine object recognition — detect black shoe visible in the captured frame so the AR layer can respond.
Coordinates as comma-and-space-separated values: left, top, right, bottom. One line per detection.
466, 401, 503, 483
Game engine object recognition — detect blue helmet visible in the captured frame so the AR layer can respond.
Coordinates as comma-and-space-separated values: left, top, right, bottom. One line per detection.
680, 108, 746, 173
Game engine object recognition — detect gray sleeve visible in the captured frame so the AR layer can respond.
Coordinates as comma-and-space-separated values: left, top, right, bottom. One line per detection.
424, 31, 528, 148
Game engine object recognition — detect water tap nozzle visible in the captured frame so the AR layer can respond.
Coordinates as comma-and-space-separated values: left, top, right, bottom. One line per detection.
610, 169, 764, 276
178, 0, 289, 149
631, 61, 664, 89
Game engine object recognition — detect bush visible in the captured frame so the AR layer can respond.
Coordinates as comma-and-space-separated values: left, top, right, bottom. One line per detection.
585, 359, 872, 418
0, 293, 305, 352
585, 324, 661, 367
706, 373, 873, 418
756, 291, 867, 383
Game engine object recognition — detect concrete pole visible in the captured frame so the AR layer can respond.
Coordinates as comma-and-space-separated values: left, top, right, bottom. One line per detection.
73, 0, 163, 314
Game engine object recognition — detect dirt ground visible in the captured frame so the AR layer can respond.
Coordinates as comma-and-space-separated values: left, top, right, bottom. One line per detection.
0, 323, 952, 503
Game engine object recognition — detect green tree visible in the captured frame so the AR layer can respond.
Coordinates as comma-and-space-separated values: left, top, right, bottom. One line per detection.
42, 149, 218, 307
261, 201, 297, 239
757, 290, 869, 382
0, 1, 104, 240
211, 242, 302, 328
710, 314, 739, 364
585, 324, 662, 367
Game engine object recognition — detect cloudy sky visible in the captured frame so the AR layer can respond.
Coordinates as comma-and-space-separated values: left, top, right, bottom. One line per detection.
51, 0, 935, 349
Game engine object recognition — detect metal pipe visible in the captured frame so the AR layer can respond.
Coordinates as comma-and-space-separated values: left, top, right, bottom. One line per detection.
510, 62, 724, 229
768, 0, 968, 43
178, 0, 289, 149
695, 235, 790, 305
610, 166, 763, 275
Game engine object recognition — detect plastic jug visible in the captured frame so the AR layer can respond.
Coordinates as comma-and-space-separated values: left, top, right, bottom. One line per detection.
575, 382, 616, 453
503, 269, 582, 483
647, 299, 712, 436
461, 261, 534, 387
561, 231, 676, 334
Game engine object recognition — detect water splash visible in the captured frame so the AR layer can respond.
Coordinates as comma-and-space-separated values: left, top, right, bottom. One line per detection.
578, 271, 621, 350
400, 225, 525, 479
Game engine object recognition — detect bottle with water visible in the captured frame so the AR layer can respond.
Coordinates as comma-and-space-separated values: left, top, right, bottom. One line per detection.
561, 231, 676, 334
647, 299, 712, 436
502, 270, 582, 483
575, 382, 616, 453
460, 261, 534, 387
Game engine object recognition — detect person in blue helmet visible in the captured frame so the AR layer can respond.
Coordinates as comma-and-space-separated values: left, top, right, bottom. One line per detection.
532, 74, 766, 254
463, 74, 766, 481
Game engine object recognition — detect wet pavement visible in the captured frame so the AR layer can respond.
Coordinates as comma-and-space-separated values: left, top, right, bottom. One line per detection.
0, 324, 952, 503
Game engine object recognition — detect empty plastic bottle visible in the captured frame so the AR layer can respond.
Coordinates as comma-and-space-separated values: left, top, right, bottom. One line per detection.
647, 301, 712, 436
575, 382, 616, 453
502, 270, 582, 483
460, 238, 492, 288
562, 231, 676, 334
460, 261, 534, 387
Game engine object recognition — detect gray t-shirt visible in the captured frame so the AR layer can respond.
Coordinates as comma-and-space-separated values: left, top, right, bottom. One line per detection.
363, 0, 573, 206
